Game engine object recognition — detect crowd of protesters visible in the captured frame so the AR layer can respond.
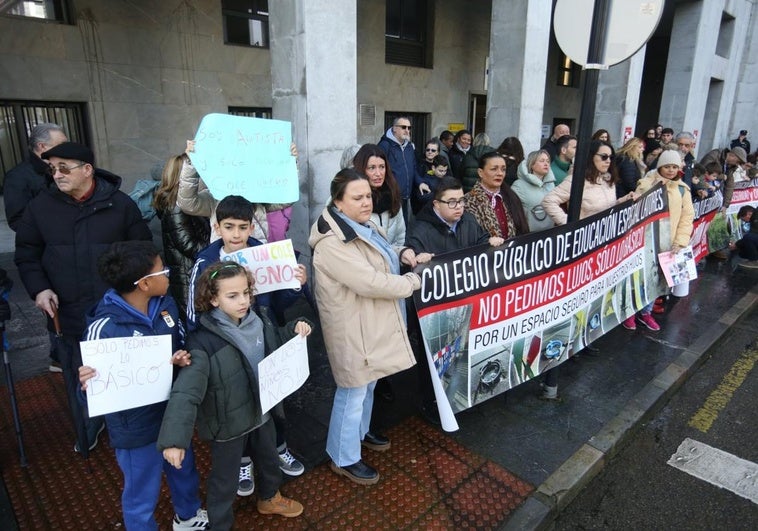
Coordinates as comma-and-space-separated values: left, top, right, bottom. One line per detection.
4, 118, 757, 530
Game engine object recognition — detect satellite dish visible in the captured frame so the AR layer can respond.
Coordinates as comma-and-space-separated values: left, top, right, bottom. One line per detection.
554, 0, 664, 67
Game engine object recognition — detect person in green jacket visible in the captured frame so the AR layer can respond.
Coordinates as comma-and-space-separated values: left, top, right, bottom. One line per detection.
158, 262, 311, 530
550, 134, 576, 186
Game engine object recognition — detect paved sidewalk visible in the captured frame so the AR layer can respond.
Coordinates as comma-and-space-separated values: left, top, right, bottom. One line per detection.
0, 246, 755, 529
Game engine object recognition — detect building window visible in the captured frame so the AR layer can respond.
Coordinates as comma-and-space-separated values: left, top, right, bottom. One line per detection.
228, 106, 272, 119
222, 0, 269, 48
385, 0, 434, 68
557, 53, 580, 88
0, 100, 88, 192
0, 0, 70, 23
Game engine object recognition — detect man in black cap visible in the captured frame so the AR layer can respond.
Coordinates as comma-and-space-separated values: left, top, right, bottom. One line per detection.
730, 130, 750, 154
14, 141, 151, 455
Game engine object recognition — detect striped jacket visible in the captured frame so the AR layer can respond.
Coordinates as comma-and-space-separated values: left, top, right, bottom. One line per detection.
82, 290, 184, 449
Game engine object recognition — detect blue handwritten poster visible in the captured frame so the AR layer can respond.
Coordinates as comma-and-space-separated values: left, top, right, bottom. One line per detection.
189, 113, 299, 204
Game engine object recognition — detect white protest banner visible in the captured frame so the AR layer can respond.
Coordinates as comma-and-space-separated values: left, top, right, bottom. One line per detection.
189, 113, 299, 204
220, 239, 301, 294
258, 335, 309, 415
80, 335, 173, 417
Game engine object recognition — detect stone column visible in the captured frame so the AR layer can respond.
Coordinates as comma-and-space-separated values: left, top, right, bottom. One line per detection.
486, 0, 552, 152
269, 0, 358, 257
595, 46, 646, 147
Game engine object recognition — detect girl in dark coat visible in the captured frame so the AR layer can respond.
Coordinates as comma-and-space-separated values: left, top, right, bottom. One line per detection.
153, 154, 210, 317
158, 262, 311, 529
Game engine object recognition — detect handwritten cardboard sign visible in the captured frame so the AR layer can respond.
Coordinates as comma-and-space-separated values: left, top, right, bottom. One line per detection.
80, 335, 173, 417
220, 239, 301, 294
189, 113, 299, 204
258, 335, 309, 415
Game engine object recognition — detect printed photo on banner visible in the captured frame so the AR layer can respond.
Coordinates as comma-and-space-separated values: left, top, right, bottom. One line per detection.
220, 239, 301, 294
258, 335, 309, 415
413, 185, 671, 419
79, 334, 174, 417
690, 181, 758, 261
188, 113, 299, 204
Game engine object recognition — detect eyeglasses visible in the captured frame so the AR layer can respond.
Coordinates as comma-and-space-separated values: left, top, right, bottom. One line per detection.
436, 197, 466, 208
210, 262, 243, 279
132, 268, 170, 285
396, 124, 412, 130
425, 148, 438, 152
595, 153, 612, 161
47, 162, 86, 176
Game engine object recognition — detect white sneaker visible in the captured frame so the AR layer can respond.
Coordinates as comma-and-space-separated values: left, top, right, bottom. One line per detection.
172, 508, 208, 530
278, 448, 305, 476
238, 460, 254, 496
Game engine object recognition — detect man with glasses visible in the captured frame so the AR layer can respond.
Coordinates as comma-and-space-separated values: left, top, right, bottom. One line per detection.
378, 116, 420, 222
14, 141, 151, 455
406, 177, 493, 259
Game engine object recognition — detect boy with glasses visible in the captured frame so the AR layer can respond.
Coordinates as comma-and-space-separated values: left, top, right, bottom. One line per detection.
78, 241, 208, 530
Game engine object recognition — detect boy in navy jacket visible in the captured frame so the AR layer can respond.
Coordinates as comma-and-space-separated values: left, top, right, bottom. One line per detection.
78, 241, 207, 531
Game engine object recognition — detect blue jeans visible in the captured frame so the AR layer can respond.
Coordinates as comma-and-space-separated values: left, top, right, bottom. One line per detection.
115, 442, 201, 531
326, 381, 376, 466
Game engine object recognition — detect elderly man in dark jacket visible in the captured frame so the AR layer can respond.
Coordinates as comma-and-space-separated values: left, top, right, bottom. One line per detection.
14, 141, 151, 455
3, 123, 67, 231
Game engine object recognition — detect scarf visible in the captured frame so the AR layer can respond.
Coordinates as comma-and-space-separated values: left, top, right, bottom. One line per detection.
210, 307, 265, 379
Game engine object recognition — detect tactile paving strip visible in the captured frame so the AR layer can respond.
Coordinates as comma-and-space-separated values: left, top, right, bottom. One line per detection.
0, 373, 533, 529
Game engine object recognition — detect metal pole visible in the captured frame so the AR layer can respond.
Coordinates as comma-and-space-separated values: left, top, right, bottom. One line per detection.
567, 0, 611, 223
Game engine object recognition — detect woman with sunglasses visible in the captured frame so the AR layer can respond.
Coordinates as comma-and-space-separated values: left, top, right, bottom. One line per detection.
542, 140, 635, 226
511, 149, 557, 232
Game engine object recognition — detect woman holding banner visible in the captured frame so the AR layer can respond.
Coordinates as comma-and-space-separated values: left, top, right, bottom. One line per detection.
465, 151, 529, 241
309, 169, 420, 485
542, 140, 635, 226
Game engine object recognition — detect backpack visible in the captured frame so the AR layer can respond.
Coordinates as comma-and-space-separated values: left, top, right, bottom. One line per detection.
128, 179, 160, 221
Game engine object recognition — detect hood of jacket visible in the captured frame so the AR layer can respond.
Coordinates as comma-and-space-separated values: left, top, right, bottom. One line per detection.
516, 160, 556, 188
308, 206, 361, 250
47, 166, 124, 205
381, 127, 410, 148
87, 288, 173, 330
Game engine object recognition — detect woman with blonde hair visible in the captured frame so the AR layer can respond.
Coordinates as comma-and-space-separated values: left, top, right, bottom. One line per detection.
615, 137, 647, 196
153, 154, 210, 316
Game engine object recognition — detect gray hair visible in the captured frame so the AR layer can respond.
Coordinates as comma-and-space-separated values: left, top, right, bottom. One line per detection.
392, 116, 411, 126
473, 133, 491, 147
675, 131, 695, 141
28, 122, 64, 151
339, 144, 362, 170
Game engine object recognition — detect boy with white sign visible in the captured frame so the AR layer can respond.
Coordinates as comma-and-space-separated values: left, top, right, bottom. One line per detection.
78, 241, 208, 530
186, 194, 309, 492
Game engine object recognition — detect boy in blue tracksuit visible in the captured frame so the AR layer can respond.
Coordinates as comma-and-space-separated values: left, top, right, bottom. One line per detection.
78, 241, 207, 531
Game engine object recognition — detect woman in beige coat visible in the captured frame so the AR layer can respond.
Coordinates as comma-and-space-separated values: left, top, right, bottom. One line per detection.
308, 168, 420, 486
542, 140, 635, 226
